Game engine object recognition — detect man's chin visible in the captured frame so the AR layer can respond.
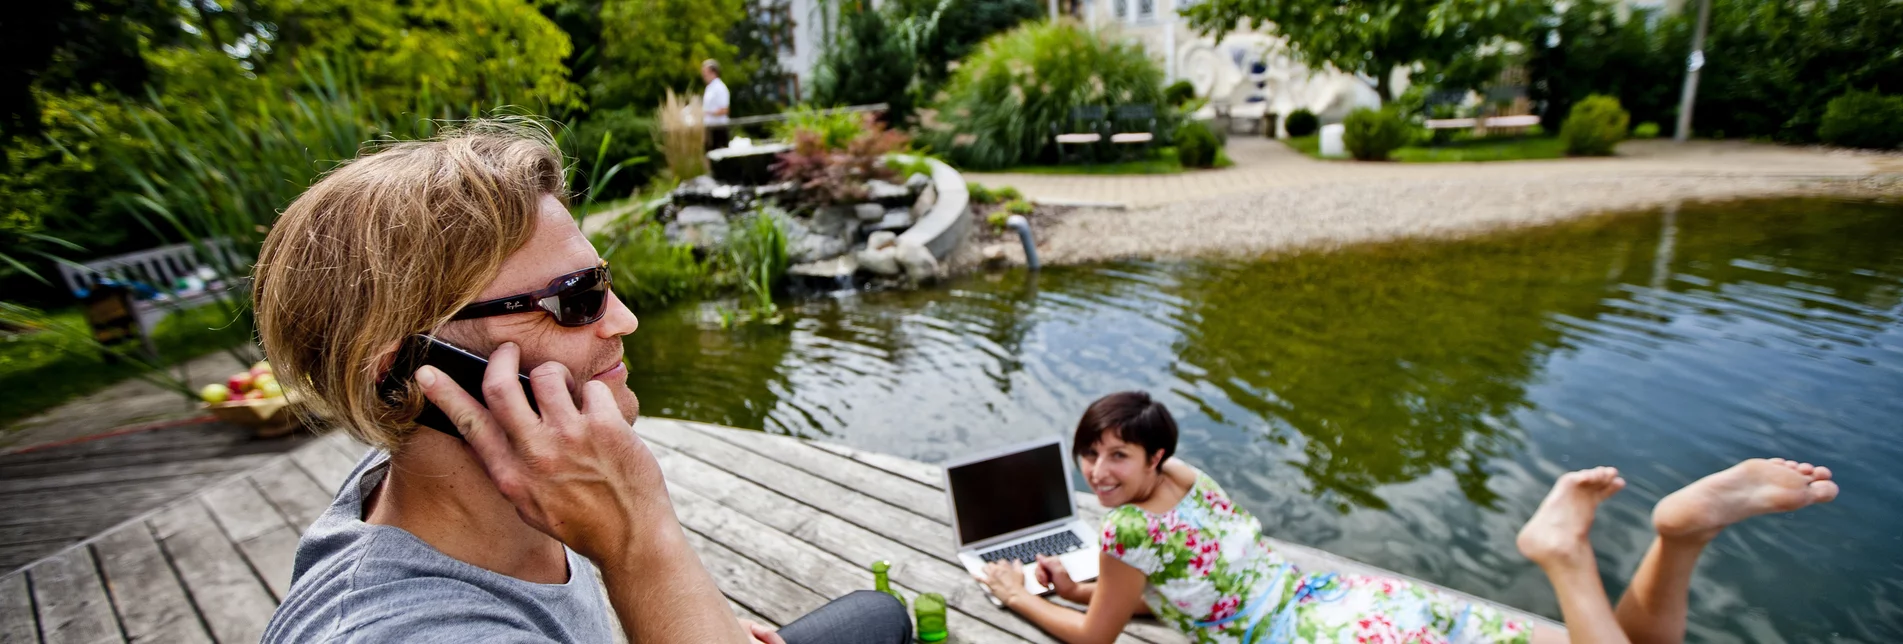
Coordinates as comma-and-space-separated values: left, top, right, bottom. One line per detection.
615, 387, 640, 425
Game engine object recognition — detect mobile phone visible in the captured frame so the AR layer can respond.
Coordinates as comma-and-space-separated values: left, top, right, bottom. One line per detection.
379, 334, 538, 438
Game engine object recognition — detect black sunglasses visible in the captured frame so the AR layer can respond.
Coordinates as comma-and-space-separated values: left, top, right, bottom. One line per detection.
452, 261, 613, 327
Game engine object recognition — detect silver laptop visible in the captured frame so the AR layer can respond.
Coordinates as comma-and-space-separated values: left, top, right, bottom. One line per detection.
945, 438, 1100, 602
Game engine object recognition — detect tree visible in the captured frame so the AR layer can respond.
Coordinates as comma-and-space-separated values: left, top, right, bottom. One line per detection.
891, 0, 1044, 88
1182, 0, 1544, 102
589, 0, 744, 110
0, 0, 181, 140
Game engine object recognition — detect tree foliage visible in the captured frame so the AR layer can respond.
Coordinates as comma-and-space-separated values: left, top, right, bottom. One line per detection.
1522, 1, 1688, 133
1183, 0, 1544, 102
590, 0, 743, 110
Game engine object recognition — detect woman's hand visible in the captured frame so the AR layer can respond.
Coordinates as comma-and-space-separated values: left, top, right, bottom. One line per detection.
742, 620, 785, 644
1034, 555, 1078, 600
979, 559, 1032, 609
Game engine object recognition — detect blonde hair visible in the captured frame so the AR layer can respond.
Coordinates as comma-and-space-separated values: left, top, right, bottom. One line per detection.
253, 121, 567, 452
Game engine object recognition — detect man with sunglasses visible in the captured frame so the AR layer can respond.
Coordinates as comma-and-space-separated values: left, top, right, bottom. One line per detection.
254, 123, 911, 643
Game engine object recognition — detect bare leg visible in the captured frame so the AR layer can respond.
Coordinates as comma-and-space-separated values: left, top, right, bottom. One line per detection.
1612, 458, 1838, 644
1517, 467, 1630, 644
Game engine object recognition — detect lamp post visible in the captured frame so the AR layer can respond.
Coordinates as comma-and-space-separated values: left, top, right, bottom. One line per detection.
1674, 0, 1713, 142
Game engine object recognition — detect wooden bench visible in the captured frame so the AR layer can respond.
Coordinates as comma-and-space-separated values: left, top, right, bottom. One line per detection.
55, 239, 247, 340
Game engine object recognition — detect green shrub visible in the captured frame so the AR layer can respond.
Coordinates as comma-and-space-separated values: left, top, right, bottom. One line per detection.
926, 21, 1167, 169
771, 106, 869, 150
1632, 122, 1660, 139
1561, 94, 1630, 156
1285, 109, 1320, 137
1164, 81, 1197, 107
1342, 108, 1411, 161
1174, 121, 1221, 167
606, 223, 710, 311
995, 185, 1023, 201
1818, 90, 1903, 150
812, 4, 922, 125
1525, 124, 1547, 137
986, 209, 1010, 229
1004, 198, 1034, 215
566, 107, 661, 201
968, 183, 998, 204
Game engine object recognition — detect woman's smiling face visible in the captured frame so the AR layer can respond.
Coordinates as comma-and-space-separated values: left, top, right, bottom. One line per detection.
1077, 431, 1164, 507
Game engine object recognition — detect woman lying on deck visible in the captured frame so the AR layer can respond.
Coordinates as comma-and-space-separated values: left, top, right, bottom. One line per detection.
977, 391, 1840, 644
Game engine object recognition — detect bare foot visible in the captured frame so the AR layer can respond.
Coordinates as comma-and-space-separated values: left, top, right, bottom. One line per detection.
1517, 467, 1626, 569
1652, 458, 1839, 541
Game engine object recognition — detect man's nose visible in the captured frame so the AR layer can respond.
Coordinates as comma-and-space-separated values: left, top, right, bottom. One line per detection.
596, 293, 638, 339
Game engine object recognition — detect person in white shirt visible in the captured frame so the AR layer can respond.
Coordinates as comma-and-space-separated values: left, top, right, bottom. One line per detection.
701, 59, 731, 150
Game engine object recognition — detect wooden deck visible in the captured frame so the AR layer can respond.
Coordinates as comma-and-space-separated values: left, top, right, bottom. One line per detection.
0, 421, 316, 574
0, 418, 1559, 643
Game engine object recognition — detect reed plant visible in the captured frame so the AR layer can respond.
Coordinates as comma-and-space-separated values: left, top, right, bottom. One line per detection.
656, 90, 707, 180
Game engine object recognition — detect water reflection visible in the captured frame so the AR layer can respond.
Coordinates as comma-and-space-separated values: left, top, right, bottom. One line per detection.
624, 198, 1903, 642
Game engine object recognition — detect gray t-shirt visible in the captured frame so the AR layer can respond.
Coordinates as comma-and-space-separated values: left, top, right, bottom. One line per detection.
263, 451, 616, 643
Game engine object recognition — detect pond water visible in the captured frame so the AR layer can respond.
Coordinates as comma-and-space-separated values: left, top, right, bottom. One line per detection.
624, 198, 1903, 643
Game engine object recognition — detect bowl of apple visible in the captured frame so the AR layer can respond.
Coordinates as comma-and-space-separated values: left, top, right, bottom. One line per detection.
201, 361, 298, 437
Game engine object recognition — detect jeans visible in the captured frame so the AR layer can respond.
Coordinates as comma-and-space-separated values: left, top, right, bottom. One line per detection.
777, 591, 913, 644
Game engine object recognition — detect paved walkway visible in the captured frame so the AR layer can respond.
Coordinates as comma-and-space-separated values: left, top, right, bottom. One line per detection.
966, 138, 1903, 208
1, 352, 245, 453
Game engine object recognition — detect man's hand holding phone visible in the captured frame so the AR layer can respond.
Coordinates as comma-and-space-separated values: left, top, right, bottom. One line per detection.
412, 341, 665, 566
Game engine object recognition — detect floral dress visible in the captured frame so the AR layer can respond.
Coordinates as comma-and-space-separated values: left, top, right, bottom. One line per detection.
1100, 471, 1532, 644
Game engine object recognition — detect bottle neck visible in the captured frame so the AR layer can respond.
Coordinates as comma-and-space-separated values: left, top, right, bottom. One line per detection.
873, 570, 892, 592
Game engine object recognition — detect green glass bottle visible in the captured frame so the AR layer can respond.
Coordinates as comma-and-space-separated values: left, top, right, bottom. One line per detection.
915, 592, 948, 642
869, 560, 907, 611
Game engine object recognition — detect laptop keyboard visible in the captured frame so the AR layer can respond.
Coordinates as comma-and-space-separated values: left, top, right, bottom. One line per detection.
978, 531, 1084, 564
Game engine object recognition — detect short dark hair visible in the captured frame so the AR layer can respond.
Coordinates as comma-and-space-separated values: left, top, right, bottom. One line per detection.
1071, 391, 1178, 471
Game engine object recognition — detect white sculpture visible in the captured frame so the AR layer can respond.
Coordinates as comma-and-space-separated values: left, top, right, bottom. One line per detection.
1176, 33, 1388, 134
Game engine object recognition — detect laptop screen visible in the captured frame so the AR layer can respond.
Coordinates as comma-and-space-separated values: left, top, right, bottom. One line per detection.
948, 442, 1073, 546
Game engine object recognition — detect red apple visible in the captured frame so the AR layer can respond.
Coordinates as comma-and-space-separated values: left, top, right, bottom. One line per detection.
244, 390, 267, 400
227, 372, 254, 393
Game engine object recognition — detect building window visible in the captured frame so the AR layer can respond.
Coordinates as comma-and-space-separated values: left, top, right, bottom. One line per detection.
1136, 0, 1154, 20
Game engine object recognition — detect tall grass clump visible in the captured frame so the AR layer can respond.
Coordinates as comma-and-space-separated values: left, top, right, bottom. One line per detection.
724, 210, 789, 320
924, 20, 1167, 169
657, 89, 707, 180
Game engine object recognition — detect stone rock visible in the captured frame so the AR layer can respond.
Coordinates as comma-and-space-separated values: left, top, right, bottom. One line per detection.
866, 179, 911, 205
866, 210, 912, 233
853, 202, 887, 222
665, 218, 729, 249
788, 254, 858, 280
910, 184, 937, 218
982, 243, 1011, 266
904, 172, 931, 193
896, 238, 939, 282
854, 245, 901, 276
866, 230, 898, 251
676, 205, 726, 224
785, 207, 857, 263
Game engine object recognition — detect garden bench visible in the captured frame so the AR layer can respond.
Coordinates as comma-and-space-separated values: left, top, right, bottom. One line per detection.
1052, 106, 1107, 164
56, 238, 247, 341
1425, 114, 1541, 133
1108, 105, 1157, 159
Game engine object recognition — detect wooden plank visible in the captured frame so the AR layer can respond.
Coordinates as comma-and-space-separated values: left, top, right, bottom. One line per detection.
667, 482, 1031, 644
235, 527, 299, 602
807, 440, 946, 489
729, 599, 773, 628
695, 426, 950, 523
91, 525, 210, 644
637, 420, 957, 562
246, 459, 333, 534
0, 456, 275, 495
0, 478, 228, 516
148, 502, 274, 644
286, 442, 357, 495
679, 531, 827, 627
199, 478, 289, 544
321, 433, 372, 465
0, 573, 37, 644
28, 548, 122, 644
653, 443, 1182, 644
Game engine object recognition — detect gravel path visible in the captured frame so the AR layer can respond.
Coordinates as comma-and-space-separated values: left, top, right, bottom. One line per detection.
958, 139, 1903, 269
